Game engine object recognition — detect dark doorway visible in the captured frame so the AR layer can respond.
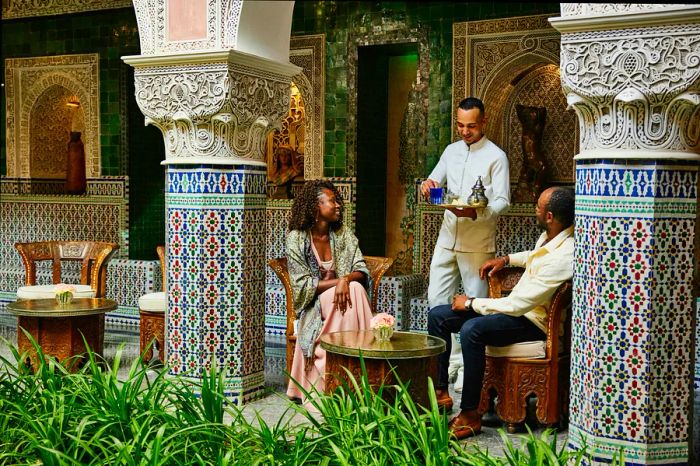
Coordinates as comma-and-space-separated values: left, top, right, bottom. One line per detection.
356, 42, 418, 257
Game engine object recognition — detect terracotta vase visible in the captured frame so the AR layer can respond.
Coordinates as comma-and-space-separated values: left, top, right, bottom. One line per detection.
66, 131, 86, 195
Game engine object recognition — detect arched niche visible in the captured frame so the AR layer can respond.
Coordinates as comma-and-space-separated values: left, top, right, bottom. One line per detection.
480, 57, 577, 184
29, 85, 86, 179
266, 81, 307, 197
265, 33, 325, 197
452, 15, 576, 184
5, 54, 101, 179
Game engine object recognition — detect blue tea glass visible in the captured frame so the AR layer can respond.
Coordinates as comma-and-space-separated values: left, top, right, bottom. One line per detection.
429, 187, 444, 205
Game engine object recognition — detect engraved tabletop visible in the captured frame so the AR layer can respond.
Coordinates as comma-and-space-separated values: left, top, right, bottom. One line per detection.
320, 330, 445, 360
7, 298, 118, 318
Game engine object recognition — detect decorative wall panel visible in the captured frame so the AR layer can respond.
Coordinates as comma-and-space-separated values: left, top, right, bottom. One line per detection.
0, 177, 129, 295
452, 15, 577, 183
131, 0, 243, 55
5, 54, 101, 179
289, 34, 325, 180
2, 0, 132, 19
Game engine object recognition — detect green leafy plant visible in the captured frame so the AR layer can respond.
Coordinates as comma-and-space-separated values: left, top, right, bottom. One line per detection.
0, 334, 604, 465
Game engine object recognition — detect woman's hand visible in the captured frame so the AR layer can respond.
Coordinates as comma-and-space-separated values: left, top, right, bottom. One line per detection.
333, 276, 353, 314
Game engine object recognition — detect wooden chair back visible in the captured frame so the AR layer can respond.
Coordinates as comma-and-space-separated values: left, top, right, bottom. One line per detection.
14, 241, 119, 298
479, 266, 572, 431
267, 254, 394, 374
156, 245, 166, 291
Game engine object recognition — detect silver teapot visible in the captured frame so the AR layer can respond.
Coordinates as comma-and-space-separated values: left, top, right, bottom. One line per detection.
466, 176, 489, 208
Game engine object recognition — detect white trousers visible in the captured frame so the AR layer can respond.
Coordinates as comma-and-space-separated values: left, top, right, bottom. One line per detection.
428, 246, 493, 375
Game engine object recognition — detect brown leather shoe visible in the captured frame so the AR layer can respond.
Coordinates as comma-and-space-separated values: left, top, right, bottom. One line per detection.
448, 410, 482, 440
435, 389, 453, 411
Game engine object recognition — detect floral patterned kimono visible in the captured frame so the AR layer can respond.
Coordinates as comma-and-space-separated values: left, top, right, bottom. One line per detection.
285, 226, 373, 403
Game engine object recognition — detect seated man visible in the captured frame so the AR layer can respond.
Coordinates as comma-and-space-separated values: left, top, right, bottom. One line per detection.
428, 186, 575, 439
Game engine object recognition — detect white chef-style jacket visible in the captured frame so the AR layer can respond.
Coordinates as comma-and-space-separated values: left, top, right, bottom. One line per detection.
428, 136, 511, 253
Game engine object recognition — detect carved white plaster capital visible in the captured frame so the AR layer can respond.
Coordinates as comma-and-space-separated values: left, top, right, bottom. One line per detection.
553, 4, 700, 32
554, 20, 700, 156
132, 0, 243, 55
123, 50, 301, 164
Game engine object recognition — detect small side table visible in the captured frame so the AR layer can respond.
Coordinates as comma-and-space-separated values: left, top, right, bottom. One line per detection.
7, 298, 117, 371
320, 330, 446, 407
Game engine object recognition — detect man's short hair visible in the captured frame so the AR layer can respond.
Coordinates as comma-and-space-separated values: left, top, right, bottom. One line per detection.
547, 187, 575, 228
458, 97, 485, 115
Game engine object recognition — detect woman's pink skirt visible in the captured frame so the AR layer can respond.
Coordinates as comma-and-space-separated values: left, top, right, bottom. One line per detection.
286, 281, 373, 409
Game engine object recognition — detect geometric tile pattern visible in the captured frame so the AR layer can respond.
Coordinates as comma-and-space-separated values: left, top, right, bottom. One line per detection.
103, 258, 161, 329
409, 297, 430, 333
696, 298, 700, 390
165, 164, 267, 403
0, 178, 129, 296
375, 274, 426, 331
106, 258, 161, 307
264, 285, 287, 337
568, 159, 698, 465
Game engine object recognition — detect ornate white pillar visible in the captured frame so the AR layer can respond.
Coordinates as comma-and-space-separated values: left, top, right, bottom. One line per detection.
550, 4, 700, 464
124, 1, 299, 403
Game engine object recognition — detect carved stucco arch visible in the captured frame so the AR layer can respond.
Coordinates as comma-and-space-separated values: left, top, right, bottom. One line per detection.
290, 72, 316, 179
19, 73, 100, 178
452, 15, 561, 144
5, 54, 100, 179
480, 51, 558, 149
287, 34, 325, 180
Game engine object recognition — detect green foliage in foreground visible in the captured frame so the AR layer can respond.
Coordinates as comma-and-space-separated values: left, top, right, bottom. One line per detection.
0, 334, 600, 465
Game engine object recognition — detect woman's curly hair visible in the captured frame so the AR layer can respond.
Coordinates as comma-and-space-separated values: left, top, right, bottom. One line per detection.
288, 180, 344, 232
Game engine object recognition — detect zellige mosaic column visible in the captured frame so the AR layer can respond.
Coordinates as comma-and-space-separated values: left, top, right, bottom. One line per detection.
550, 4, 700, 464
123, 49, 299, 403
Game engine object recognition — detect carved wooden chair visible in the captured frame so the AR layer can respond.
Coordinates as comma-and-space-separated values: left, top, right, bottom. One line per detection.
14, 241, 119, 299
267, 255, 394, 374
138, 246, 166, 364
477, 266, 573, 433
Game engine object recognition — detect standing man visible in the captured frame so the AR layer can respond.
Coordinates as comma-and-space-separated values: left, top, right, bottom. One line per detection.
420, 97, 510, 396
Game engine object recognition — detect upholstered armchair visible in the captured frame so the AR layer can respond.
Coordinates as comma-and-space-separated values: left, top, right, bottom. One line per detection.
477, 266, 573, 432
138, 246, 166, 364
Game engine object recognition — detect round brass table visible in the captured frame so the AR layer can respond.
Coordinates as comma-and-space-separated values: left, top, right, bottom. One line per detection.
320, 330, 446, 407
7, 298, 117, 371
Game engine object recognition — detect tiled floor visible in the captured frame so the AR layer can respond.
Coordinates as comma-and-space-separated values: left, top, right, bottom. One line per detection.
1, 309, 699, 462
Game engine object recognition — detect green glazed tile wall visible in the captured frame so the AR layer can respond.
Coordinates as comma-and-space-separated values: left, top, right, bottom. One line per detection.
1, 8, 164, 259
1, 2, 558, 259
1, 8, 141, 177
291, 1, 559, 177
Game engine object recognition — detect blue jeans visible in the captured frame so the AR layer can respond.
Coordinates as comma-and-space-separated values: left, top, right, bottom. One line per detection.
427, 304, 545, 410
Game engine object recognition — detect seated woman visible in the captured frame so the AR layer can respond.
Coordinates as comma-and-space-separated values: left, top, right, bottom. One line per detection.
285, 179, 374, 407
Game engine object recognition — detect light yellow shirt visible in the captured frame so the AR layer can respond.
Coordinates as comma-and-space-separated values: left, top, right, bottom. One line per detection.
471, 226, 574, 333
